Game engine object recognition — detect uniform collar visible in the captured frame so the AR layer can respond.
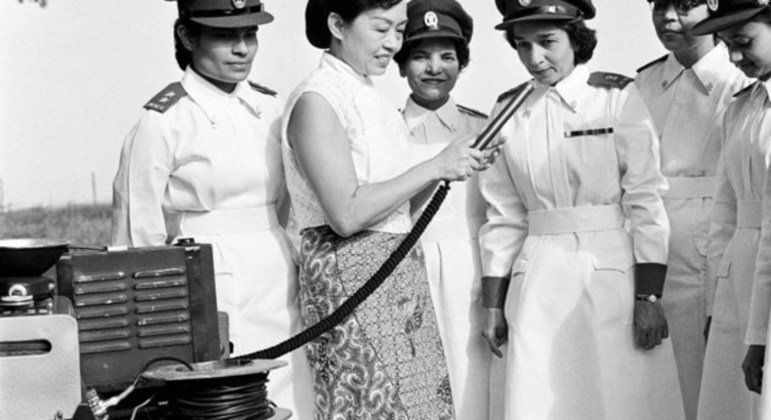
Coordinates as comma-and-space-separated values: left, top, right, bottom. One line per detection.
690, 43, 730, 95
547, 64, 589, 113
320, 51, 374, 88
752, 80, 771, 106
660, 43, 727, 95
181, 66, 262, 119
659, 54, 684, 92
402, 96, 460, 133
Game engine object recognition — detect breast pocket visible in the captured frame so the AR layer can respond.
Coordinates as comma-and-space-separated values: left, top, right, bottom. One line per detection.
563, 130, 619, 184
566, 132, 616, 159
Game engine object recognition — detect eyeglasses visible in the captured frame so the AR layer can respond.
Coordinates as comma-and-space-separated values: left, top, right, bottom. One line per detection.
649, 0, 706, 16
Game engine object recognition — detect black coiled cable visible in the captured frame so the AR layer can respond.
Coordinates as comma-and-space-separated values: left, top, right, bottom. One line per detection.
164, 373, 274, 420
236, 82, 535, 360
236, 182, 450, 362
235, 81, 534, 362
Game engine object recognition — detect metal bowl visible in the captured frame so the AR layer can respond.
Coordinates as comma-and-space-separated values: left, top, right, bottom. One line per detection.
0, 239, 70, 277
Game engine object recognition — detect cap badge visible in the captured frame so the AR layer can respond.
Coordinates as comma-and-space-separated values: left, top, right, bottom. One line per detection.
232, 0, 246, 9
760, 0, 770, 6
424, 11, 439, 30
707, 0, 718, 11
519, 0, 532, 6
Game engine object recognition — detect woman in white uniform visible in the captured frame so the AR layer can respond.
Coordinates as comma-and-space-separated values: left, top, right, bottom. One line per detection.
393, 1, 491, 417
692, 2, 771, 418
479, 0, 685, 419
634, 2, 749, 418
110, 1, 313, 417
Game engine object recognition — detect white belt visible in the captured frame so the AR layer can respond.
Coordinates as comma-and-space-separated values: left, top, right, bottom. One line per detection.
528, 205, 625, 235
737, 200, 762, 228
664, 176, 716, 199
180, 206, 278, 235
421, 216, 485, 243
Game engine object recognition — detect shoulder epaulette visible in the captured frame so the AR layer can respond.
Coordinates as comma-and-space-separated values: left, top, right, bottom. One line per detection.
733, 82, 756, 98
587, 71, 634, 90
636, 54, 668, 73
143, 82, 187, 113
457, 104, 488, 119
248, 81, 277, 97
497, 81, 532, 103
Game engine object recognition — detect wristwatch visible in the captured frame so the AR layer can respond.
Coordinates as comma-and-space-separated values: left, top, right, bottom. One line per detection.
635, 294, 659, 303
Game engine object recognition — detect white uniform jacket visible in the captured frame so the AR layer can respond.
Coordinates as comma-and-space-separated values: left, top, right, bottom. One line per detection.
478, 65, 684, 420
635, 44, 749, 420
715, 81, 771, 418
111, 67, 313, 418
403, 96, 490, 420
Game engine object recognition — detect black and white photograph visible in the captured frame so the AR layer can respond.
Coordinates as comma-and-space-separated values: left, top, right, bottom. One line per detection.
2, 0, 771, 419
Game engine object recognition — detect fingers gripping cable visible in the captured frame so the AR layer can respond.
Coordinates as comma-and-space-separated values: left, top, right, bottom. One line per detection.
236, 82, 535, 362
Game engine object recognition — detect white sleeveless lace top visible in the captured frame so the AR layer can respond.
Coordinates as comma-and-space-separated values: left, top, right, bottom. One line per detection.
282, 53, 414, 234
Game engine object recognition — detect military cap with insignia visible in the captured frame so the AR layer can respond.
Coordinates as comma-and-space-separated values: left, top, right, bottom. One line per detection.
402, 0, 474, 45
692, 0, 770, 35
168, 0, 274, 28
494, 0, 596, 30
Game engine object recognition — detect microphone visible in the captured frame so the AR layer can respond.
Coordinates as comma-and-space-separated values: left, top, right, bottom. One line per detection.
472, 81, 535, 151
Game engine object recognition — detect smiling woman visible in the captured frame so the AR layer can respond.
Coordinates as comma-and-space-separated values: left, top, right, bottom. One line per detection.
392, 1, 494, 418
280, 0, 504, 417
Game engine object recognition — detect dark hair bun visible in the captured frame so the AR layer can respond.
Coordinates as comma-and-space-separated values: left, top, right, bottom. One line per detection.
306, 0, 332, 49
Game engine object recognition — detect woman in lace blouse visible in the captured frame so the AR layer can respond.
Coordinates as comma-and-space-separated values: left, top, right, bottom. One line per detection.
281, 0, 495, 418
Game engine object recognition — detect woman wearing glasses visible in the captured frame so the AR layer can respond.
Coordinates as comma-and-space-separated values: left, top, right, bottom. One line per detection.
634, 1, 748, 418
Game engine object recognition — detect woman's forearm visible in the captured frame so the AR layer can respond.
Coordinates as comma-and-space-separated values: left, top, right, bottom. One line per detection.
319, 158, 441, 237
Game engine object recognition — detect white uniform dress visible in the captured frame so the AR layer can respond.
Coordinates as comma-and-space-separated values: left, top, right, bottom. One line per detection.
709, 81, 771, 420
634, 44, 749, 420
479, 65, 685, 420
111, 67, 314, 419
402, 96, 491, 419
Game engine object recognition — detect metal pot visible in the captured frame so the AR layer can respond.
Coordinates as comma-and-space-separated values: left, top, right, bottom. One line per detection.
0, 238, 70, 277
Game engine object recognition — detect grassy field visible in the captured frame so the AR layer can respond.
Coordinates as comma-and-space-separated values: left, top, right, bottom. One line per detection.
0, 203, 112, 247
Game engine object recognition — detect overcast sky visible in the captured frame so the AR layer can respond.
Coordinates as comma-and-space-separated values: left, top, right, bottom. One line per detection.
0, 0, 663, 209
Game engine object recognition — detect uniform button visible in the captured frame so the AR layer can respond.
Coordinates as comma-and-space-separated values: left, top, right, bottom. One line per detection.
662, 80, 668, 89
706, 83, 713, 93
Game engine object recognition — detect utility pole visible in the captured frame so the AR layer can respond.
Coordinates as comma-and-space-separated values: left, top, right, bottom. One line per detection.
91, 172, 97, 205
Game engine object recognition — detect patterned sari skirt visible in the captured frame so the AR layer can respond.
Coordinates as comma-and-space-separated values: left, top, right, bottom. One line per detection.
298, 226, 454, 420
